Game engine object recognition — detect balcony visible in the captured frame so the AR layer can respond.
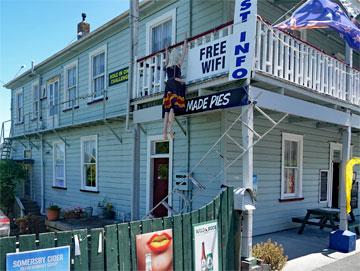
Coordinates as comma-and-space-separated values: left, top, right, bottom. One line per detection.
133, 17, 360, 107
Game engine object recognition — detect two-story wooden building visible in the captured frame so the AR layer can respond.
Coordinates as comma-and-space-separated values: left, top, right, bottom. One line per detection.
2, 0, 360, 236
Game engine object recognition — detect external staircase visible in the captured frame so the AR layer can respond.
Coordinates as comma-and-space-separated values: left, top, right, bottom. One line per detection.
20, 198, 41, 216
0, 121, 12, 160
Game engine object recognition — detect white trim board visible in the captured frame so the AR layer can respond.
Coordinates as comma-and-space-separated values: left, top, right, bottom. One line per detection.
249, 86, 360, 129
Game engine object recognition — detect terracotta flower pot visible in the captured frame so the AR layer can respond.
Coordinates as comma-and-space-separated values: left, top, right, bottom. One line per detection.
47, 209, 60, 221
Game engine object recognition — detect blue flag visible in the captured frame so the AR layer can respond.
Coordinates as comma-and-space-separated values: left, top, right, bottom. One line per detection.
275, 0, 360, 51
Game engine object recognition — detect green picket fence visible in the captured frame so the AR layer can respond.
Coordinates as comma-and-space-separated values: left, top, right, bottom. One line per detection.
0, 187, 237, 271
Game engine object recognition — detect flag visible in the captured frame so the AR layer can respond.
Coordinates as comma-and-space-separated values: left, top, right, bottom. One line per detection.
275, 0, 360, 51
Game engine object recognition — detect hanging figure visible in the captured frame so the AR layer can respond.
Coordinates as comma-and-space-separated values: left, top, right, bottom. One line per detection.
162, 39, 188, 140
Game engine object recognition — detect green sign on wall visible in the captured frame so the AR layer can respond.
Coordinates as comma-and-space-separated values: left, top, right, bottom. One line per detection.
109, 67, 128, 86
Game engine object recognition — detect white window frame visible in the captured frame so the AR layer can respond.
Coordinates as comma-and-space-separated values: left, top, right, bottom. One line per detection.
88, 45, 107, 101
319, 169, 329, 203
146, 135, 173, 214
281, 133, 303, 200
15, 88, 24, 124
53, 141, 66, 188
31, 80, 40, 120
80, 135, 98, 192
63, 60, 79, 110
146, 9, 176, 55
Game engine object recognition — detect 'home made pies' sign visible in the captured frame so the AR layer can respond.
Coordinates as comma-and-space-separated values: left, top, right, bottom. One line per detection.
178, 86, 249, 116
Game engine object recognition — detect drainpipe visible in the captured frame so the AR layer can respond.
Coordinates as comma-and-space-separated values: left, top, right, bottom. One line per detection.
126, 0, 139, 131
40, 134, 45, 214
130, 0, 140, 220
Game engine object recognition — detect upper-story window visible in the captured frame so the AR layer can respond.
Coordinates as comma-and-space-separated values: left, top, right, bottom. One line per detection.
146, 9, 176, 54
89, 45, 107, 100
32, 81, 40, 119
47, 77, 60, 117
64, 60, 78, 110
15, 88, 24, 124
281, 133, 303, 200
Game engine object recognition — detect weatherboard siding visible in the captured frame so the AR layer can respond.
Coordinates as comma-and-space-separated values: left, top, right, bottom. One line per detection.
225, 109, 360, 235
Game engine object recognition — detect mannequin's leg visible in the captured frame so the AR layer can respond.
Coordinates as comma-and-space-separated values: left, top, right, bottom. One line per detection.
163, 112, 169, 139
168, 108, 175, 139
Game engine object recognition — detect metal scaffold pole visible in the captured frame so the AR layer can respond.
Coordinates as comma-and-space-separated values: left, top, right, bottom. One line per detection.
130, 0, 140, 220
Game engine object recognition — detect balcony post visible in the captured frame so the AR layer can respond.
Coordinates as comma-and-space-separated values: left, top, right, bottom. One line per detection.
340, 122, 351, 230
241, 103, 254, 259
345, 43, 353, 102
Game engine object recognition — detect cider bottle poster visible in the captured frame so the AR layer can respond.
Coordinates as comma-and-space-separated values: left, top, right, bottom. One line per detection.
136, 229, 173, 271
193, 220, 219, 271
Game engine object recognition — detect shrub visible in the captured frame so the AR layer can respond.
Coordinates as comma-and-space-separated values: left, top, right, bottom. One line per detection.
253, 239, 288, 271
47, 205, 61, 211
15, 215, 45, 234
0, 160, 27, 215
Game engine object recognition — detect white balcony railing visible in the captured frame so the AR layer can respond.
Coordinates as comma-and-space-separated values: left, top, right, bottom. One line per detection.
134, 22, 233, 99
255, 18, 360, 106
134, 18, 360, 107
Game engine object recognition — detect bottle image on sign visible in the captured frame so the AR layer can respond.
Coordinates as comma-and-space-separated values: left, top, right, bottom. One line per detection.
206, 252, 214, 271
201, 242, 208, 271
145, 253, 152, 271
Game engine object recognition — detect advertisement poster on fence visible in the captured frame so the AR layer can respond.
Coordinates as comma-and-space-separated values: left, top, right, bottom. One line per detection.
136, 229, 173, 271
6, 246, 70, 271
193, 220, 219, 271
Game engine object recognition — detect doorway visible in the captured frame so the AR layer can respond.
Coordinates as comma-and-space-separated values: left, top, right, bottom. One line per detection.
146, 135, 173, 218
329, 143, 342, 208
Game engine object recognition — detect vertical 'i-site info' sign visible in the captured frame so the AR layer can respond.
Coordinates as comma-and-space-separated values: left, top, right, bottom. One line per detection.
228, 0, 257, 81
6, 246, 70, 271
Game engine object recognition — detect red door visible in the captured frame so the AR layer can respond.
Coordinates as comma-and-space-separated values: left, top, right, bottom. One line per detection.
152, 158, 169, 217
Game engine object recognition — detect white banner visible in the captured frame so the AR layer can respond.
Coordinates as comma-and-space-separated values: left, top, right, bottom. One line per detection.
186, 36, 229, 83
228, 0, 257, 81
193, 220, 219, 271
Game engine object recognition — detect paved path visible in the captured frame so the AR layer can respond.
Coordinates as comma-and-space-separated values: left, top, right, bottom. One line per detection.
314, 253, 360, 271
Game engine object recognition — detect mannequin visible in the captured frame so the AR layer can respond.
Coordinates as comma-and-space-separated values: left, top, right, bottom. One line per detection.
162, 40, 188, 139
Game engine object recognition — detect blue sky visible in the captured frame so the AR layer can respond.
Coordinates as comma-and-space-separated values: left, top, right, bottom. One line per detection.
0, 0, 129, 126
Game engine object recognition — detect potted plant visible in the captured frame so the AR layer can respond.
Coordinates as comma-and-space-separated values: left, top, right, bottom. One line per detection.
103, 203, 115, 219
46, 205, 61, 221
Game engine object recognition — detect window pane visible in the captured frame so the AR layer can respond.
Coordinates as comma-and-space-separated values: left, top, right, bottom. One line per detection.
83, 140, 96, 163
155, 141, 169, 154
94, 76, 104, 96
85, 164, 96, 187
284, 168, 297, 194
284, 140, 298, 167
151, 19, 172, 53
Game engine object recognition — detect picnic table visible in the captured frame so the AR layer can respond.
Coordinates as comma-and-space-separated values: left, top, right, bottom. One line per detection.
292, 208, 360, 235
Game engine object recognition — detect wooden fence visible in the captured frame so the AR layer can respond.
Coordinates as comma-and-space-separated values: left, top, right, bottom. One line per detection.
0, 187, 237, 270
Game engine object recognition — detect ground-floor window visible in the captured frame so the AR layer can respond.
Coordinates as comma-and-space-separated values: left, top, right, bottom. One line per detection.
53, 141, 66, 188
281, 133, 303, 200
81, 135, 98, 191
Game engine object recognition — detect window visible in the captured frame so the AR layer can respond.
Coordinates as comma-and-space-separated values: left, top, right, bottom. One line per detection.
319, 170, 329, 202
47, 78, 59, 117
53, 141, 66, 188
281, 133, 303, 199
64, 60, 78, 110
32, 82, 40, 119
81, 135, 98, 191
23, 149, 32, 159
146, 9, 176, 54
89, 45, 107, 100
15, 89, 24, 123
